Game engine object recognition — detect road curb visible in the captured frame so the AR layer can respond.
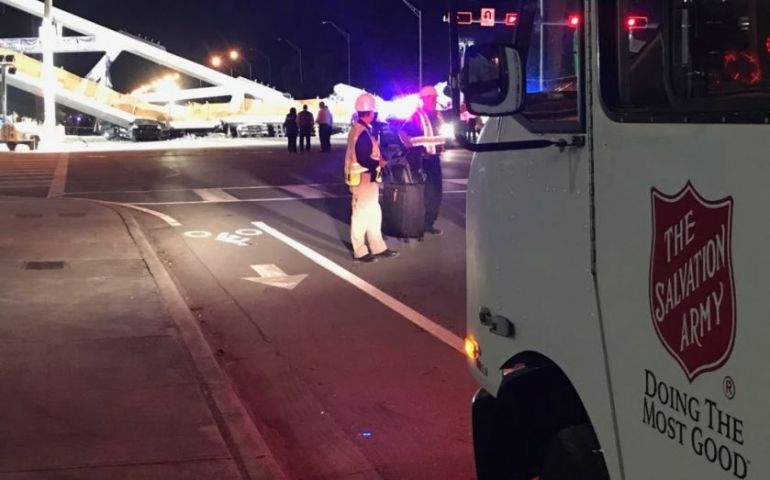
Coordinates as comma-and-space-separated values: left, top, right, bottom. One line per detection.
101, 200, 287, 480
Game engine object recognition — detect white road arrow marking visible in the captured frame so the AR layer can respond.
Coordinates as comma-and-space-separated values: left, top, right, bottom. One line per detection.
242, 264, 308, 290
216, 232, 251, 247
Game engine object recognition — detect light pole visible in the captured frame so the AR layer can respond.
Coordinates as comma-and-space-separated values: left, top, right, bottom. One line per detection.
401, 0, 423, 87
249, 48, 272, 85
277, 37, 303, 85
41, 0, 56, 139
321, 20, 351, 85
229, 50, 252, 79
1, 55, 18, 124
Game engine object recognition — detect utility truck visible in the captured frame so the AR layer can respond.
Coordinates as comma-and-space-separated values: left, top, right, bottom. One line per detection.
447, 0, 768, 478
1, 120, 40, 151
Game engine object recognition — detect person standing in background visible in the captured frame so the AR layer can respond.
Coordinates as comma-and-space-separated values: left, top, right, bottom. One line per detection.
398, 85, 447, 235
316, 102, 333, 152
298, 105, 314, 152
284, 107, 298, 153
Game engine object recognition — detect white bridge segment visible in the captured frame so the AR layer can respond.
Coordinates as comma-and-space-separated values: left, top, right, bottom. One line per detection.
0, 36, 100, 54
0, 0, 373, 131
0, 0, 291, 111
7, 67, 137, 127
135, 86, 248, 104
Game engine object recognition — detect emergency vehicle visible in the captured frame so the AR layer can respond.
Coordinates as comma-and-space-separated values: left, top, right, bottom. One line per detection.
447, 0, 769, 478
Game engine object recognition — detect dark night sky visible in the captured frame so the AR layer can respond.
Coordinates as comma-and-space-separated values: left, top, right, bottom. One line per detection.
0, 0, 452, 99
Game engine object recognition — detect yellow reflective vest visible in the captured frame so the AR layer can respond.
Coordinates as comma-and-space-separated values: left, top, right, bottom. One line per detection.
344, 122, 382, 187
408, 109, 445, 155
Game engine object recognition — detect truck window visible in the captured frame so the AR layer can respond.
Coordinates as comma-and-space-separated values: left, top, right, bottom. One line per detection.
518, 0, 584, 131
600, 0, 770, 121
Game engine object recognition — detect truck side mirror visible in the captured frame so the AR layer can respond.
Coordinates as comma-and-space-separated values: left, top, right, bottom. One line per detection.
461, 44, 525, 117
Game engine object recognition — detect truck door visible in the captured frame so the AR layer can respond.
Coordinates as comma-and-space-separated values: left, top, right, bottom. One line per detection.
458, 0, 621, 477
593, 0, 770, 478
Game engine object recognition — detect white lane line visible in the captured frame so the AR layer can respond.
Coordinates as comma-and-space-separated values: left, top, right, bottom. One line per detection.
0, 175, 54, 180
119, 204, 183, 227
193, 188, 240, 202
65, 182, 346, 196
0, 182, 52, 188
450, 178, 469, 185
253, 221, 465, 354
130, 190, 468, 206
72, 197, 183, 227
0, 164, 57, 169
0, 170, 56, 175
132, 195, 339, 206
279, 185, 328, 199
48, 156, 70, 198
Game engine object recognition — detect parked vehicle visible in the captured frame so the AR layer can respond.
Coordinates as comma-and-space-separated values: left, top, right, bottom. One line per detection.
0, 120, 40, 151
131, 119, 170, 141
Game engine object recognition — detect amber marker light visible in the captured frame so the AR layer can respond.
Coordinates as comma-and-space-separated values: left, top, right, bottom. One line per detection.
464, 337, 480, 360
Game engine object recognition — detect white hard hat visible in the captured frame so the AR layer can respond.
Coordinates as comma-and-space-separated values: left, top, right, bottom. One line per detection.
355, 93, 377, 112
419, 85, 438, 98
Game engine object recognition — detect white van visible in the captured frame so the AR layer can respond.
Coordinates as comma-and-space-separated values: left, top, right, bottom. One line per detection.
448, 1, 768, 479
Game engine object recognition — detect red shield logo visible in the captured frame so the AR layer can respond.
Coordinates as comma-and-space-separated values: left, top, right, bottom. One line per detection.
650, 182, 736, 382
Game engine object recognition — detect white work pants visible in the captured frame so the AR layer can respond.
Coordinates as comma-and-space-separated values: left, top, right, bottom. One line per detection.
350, 180, 387, 259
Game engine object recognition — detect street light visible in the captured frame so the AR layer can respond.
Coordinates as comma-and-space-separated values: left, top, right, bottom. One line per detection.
277, 37, 303, 85
249, 48, 272, 85
229, 49, 253, 80
321, 20, 351, 85
211, 54, 235, 76
401, 0, 423, 87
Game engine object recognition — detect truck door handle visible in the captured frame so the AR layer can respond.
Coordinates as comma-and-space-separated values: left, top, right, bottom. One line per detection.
554, 135, 586, 152
479, 307, 516, 338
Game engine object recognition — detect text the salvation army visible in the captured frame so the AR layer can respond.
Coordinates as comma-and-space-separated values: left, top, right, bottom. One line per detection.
652, 209, 728, 352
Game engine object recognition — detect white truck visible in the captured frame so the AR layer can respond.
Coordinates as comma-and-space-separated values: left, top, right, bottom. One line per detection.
447, 0, 768, 478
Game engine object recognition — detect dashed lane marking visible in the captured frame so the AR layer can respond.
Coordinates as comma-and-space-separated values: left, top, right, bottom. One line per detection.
193, 188, 240, 202
253, 221, 465, 354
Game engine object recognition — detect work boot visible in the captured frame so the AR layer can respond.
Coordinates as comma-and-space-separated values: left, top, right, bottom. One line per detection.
425, 227, 443, 235
354, 254, 378, 263
375, 249, 399, 259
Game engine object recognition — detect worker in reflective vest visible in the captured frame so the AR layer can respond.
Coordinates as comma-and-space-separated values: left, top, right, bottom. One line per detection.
345, 93, 399, 263
398, 85, 446, 235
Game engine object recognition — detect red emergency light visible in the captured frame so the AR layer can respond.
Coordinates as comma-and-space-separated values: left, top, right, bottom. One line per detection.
457, 11, 473, 25
765, 35, 770, 55
567, 14, 581, 28
504, 12, 518, 26
626, 16, 649, 30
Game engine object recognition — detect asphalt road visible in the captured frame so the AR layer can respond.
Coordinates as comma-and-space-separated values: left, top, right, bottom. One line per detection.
1, 140, 477, 480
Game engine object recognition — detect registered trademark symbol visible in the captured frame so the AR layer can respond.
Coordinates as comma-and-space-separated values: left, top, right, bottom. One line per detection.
723, 376, 736, 400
